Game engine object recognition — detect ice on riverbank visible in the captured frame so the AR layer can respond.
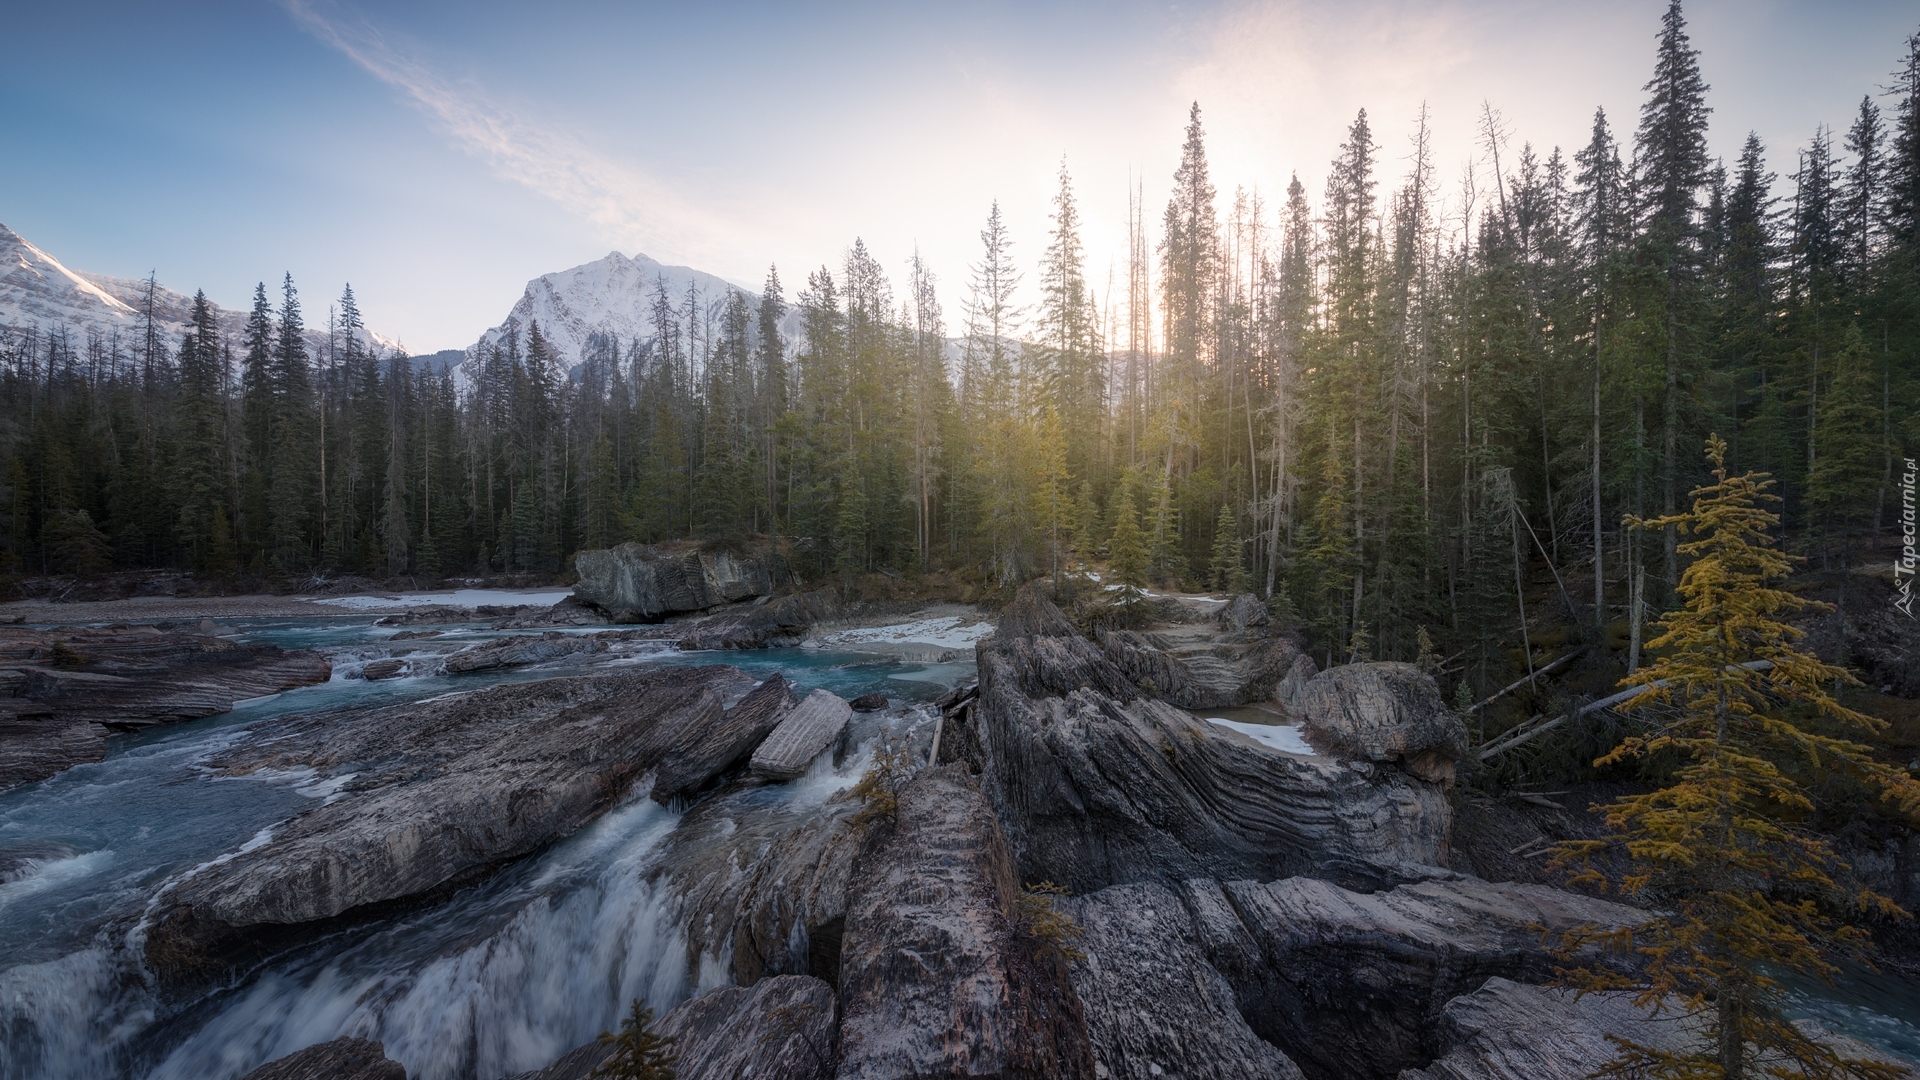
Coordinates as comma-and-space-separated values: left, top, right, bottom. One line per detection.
309, 589, 574, 611
812, 615, 994, 652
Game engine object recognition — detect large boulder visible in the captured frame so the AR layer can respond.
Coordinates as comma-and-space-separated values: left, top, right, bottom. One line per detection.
573, 542, 793, 623
834, 766, 1096, 1079
1294, 661, 1468, 785
144, 665, 752, 988
750, 689, 852, 781
0, 625, 331, 791
949, 589, 1451, 894
236, 1036, 406, 1080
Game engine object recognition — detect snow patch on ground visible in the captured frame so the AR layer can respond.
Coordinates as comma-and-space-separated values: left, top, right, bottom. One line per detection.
815, 616, 995, 651
1205, 716, 1316, 756
308, 589, 572, 611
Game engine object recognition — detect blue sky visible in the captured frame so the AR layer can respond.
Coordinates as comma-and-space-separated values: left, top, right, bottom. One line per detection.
2, 0, 1913, 353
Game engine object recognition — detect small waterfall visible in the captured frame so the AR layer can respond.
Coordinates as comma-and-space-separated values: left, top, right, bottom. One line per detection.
147, 798, 718, 1080
0, 618, 959, 1080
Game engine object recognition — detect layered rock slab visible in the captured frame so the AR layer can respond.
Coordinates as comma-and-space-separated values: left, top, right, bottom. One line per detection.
835, 765, 1096, 1079
1062, 874, 1643, 1080
651, 672, 794, 803
751, 689, 852, 781
0, 625, 331, 791
1401, 977, 1916, 1080
1062, 881, 1306, 1080
508, 975, 837, 1080
145, 665, 752, 986
950, 590, 1449, 894
442, 631, 606, 673
236, 1036, 407, 1080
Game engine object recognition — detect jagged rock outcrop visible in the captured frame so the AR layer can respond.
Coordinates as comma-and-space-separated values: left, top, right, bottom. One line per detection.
1094, 594, 1308, 709
0, 625, 331, 791
573, 541, 792, 622
508, 976, 837, 1080
360, 658, 407, 680
1062, 875, 1644, 1080
1063, 882, 1306, 1080
1294, 662, 1468, 785
442, 632, 607, 673
835, 766, 1096, 1079
145, 665, 752, 987
236, 1036, 407, 1080
651, 674, 793, 804
751, 689, 852, 781
949, 589, 1450, 894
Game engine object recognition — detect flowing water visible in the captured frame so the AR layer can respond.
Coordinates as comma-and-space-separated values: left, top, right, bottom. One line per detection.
5, 615, 1920, 1076
0, 615, 963, 1080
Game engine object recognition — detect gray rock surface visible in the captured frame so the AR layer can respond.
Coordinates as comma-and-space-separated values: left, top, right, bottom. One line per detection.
1294, 662, 1468, 785
660, 974, 836, 1080
359, 658, 406, 680
950, 589, 1450, 895
0, 626, 331, 791
1096, 623, 1307, 710
1215, 874, 1645, 1080
835, 766, 1096, 1079
573, 541, 792, 622
751, 689, 852, 781
145, 665, 752, 986
1401, 977, 1915, 1080
675, 589, 837, 650
1062, 881, 1306, 1080
507, 976, 836, 1080
651, 673, 793, 804
651, 777, 864, 986
441, 631, 607, 673
236, 1036, 407, 1080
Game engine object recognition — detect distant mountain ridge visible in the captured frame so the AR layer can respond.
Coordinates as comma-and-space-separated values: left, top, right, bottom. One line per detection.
462, 250, 764, 381
0, 222, 398, 368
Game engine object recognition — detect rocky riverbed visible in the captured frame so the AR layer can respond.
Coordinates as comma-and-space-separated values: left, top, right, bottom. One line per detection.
3, 551, 1916, 1079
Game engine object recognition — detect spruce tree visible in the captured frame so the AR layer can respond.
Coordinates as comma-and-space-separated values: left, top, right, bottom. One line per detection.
1106, 476, 1148, 588
1555, 435, 1920, 1080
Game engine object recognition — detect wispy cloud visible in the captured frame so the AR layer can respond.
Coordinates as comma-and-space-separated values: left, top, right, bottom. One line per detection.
279, 0, 730, 265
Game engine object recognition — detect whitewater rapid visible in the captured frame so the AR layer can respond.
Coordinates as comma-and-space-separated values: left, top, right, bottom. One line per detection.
0, 616, 949, 1080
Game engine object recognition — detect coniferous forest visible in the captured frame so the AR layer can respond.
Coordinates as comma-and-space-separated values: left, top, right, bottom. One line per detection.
4, 3, 1917, 702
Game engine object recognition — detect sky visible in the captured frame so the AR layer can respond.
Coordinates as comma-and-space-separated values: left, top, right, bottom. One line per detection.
1, 0, 1913, 354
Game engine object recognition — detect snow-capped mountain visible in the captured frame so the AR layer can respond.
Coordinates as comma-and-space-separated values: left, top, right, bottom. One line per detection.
462, 250, 756, 380
0, 222, 398, 367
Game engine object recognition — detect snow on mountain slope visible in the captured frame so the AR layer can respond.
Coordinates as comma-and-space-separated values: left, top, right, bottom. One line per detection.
462, 250, 756, 380
0, 222, 398, 367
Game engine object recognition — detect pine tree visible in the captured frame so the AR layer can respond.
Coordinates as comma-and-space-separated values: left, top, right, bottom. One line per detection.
1106, 475, 1148, 588
1208, 502, 1247, 593
1633, 0, 1713, 596
1554, 435, 1920, 1080
592, 999, 678, 1080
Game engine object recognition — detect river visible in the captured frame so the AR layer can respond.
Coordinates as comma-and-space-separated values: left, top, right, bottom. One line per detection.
0, 614, 965, 1080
